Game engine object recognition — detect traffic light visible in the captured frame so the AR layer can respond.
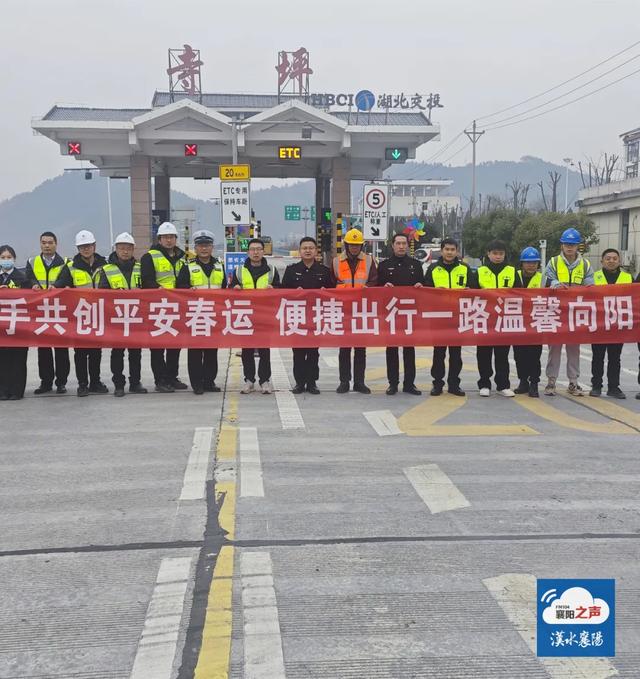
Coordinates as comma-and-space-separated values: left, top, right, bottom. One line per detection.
67, 142, 81, 155
385, 147, 408, 163
185, 144, 198, 157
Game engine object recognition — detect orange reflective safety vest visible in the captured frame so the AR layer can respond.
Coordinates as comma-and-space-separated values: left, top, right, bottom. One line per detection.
332, 253, 372, 289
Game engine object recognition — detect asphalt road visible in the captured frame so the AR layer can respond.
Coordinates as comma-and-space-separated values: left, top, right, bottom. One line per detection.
1, 343, 639, 678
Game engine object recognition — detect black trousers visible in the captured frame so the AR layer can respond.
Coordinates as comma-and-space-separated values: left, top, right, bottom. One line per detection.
338, 347, 366, 384
386, 346, 416, 387
591, 343, 623, 389
292, 348, 319, 387
0, 347, 28, 398
242, 349, 271, 384
74, 348, 102, 387
37, 347, 70, 387
431, 346, 462, 389
477, 345, 510, 390
188, 349, 219, 389
150, 348, 180, 385
513, 345, 542, 384
111, 348, 142, 388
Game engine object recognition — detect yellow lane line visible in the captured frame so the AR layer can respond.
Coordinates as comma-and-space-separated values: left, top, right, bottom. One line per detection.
563, 393, 640, 432
397, 394, 538, 437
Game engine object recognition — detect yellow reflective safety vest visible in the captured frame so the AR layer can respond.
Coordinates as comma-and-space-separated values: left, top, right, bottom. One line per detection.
67, 263, 98, 288
594, 269, 632, 285
550, 256, 586, 285
148, 249, 185, 289
431, 263, 468, 289
235, 264, 275, 289
29, 255, 68, 289
477, 265, 516, 289
187, 259, 225, 288
102, 262, 141, 289
516, 270, 542, 288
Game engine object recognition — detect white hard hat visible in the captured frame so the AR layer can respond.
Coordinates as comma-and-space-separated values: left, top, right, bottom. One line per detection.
75, 230, 96, 246
157, 222, 178, 236
114, 232, 135, 246
193, 229, 215, 244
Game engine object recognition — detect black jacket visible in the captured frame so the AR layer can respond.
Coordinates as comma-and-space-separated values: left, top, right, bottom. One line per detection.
97, 252, 139, 289
0, 268, 29, 289
377, 254, 424, 287
139, 245, 186, 289
54, 253, 107, 288
25, 252, 67, 288
230, 258, 281, 288
176, 257, 227, 289
424, 257, 475, 288
282, 260, 334, 289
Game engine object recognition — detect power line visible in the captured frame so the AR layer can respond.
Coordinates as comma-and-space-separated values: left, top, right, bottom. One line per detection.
476, 38, 640, 122
437, 140, 471, 166
484, 63, 640, 131
424, 129, 468, 162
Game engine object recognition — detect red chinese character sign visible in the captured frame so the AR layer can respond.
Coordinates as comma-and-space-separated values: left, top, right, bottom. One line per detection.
167, 44, 203, 100
276, 47, 312, 102
1, 287, 639, 350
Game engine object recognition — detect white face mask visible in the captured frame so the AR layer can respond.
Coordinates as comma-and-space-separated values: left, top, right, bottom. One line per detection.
0, 258, 14, 270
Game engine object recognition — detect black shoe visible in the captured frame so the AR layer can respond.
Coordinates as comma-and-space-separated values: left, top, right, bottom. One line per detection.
172, 379, 189, 390
291, 384, 305, 394
513, 380, 529, 394
7, 395, 21, 401
56, 385, 67, 394
193, 387, 204, 395
155, 382, 175, 393
589, 387, 602, 397
353, 383, 371, 394
129, 383, 148, 394
204, 383, 221, 392
528, 383, 539, 398
636, 392, 640, 400
89, 381, 109, 394
336, 381, 350, 394
306, 383, 320, 395
402, 385, 422, 396
34, 383, 52, 395
430, 386, 443, 396
386, 384, 398, 395
448, 387, 466, 397
607, 387, 626, 399
114, 388, 125, 398
77, 385, 89, 397
0, 394, 7, 401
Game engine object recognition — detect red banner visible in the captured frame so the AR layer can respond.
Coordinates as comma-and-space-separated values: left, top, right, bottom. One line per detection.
0, 287, 639, 349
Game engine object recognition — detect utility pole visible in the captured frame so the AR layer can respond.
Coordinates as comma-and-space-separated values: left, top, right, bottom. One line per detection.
563, 157, 573, 212
464, 120, 485, 215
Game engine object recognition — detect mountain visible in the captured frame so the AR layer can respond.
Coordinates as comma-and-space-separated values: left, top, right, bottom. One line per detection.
0, 157, 584, 264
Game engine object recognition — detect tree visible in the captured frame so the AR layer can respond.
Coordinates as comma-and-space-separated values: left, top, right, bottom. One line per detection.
577, 153, 620, 187
505, 181, 530, 213
462, 209, 522, 258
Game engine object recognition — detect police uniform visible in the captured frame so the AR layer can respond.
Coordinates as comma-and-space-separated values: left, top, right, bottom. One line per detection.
140, 243, 187, 391
97, 252, 147, 395
424, 256, 473, 394
378, 253, 424, 394
513, 269, 544, 393
0, 266, 29, 400
282, 258, 334, 392
176, 246, 227, 394
55, 252, 108, 395
590, 267, 632, 396
25, 252, 71, 393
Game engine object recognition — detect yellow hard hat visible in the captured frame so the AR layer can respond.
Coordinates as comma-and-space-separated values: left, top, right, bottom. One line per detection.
344, 228, 364, 245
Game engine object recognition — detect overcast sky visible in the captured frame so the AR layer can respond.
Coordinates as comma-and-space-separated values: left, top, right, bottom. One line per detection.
1, 0, 640, 204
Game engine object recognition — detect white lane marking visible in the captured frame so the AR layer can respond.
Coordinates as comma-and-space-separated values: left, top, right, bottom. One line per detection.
240, 427, 264, 497
240, 551, 286, 679
483, 574, 618, 679
179, 427, 213, 501
270, 348, 305, 430
404, 464, 470, 514
363, 410, 403, 436
129, 556, 192, 679
322, 355, 340, 368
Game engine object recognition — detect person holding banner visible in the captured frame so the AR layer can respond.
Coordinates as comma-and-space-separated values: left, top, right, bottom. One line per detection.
54, 230, 109, 397
140, 222, 188, 393
176, 229, 226, 395
589, 248, 631, 399
543, 228, 594, 396
0, 245, 29, 400
475, 239, 521, 397
25, 231, 70, 395
424, 237, 472, 397
97, 232, 148, 398
333, 228, 378, 395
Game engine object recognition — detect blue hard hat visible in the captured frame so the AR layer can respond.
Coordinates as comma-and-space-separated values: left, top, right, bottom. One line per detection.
520, 246, 541, 262
560, 228, 582, 244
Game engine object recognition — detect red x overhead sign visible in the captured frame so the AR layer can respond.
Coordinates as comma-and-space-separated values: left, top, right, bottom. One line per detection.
67, 142, 81, 155
184, 143, 198, 157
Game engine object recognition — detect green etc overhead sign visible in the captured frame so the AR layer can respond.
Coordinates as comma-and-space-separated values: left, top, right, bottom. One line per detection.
385, 147, 408, 163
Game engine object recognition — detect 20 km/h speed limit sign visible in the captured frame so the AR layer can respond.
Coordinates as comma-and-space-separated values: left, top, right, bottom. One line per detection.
362, 184, 389, 241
